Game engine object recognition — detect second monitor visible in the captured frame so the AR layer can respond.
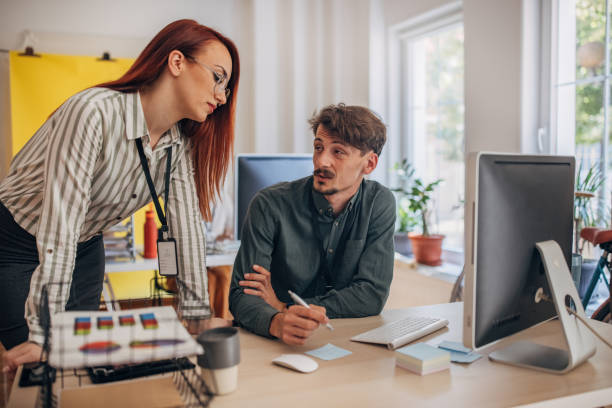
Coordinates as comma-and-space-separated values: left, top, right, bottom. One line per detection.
234, 154, 314, 240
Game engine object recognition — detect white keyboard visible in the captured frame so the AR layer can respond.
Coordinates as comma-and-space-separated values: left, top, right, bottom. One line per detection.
350, 316, 449, 350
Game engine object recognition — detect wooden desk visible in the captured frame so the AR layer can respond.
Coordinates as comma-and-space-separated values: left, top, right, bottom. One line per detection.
218, 303, 612, 407
7, 303, 612, 407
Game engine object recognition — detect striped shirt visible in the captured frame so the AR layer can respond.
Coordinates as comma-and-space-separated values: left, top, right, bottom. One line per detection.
0, 87, 210, 344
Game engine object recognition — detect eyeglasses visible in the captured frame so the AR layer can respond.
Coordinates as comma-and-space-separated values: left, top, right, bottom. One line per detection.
189, 57, 231, 99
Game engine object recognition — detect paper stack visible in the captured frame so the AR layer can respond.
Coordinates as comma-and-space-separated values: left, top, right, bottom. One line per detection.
395, 342, 450, 375
49, 306, 203, 369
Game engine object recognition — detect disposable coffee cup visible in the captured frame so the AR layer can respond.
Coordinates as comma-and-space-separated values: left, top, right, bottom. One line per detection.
197, 327, 240, 395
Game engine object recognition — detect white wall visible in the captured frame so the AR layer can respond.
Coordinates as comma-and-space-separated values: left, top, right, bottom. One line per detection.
463, 0, 523, 154
0, 0, 375, 180
251, 0, 371, 155
383, 0, 458, 27
0, 0, 540, 183
0, 0, 245, 52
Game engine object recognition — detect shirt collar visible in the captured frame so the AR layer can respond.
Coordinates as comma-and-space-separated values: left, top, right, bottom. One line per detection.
156, 124, 182, 149
124, 91, 182, 147
311, 179, 362, 218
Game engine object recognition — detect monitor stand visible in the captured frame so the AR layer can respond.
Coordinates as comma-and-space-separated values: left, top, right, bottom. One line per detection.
488, 240, 596, 374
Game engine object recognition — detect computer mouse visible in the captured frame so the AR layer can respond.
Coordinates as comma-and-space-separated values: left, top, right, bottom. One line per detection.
272, 354, 318, 373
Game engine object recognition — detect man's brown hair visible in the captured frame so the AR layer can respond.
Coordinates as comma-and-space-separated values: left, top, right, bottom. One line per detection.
308, 104, 386, 156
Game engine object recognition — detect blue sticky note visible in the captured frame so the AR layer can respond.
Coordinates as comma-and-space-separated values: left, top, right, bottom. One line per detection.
438, 341, 472, 354
448, 351, 482, 364
306, 343, 352, 361
437, 341, 481, 364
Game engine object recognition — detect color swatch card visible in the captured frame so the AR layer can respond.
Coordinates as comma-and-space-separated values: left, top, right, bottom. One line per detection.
118, 315, 136, 326
74, 317, 91, 335
306, 343, 352, 361
49, 306, 203, 369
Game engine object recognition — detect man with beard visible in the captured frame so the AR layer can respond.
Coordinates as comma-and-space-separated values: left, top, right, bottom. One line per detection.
229, 104, 395, 345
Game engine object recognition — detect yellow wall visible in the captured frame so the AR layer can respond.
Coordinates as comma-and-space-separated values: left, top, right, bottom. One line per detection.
9, 51, 134, 155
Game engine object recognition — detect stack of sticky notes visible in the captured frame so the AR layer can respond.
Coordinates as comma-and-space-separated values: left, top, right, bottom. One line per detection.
395, 342, 451, 375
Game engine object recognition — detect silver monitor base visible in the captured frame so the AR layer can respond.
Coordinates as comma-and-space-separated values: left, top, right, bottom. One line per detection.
489, 241, 596, 374
489, 341, 570, 373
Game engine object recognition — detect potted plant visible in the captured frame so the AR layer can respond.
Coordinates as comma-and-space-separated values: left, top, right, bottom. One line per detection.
391, 160, 418, 256
406, 175, 444, 266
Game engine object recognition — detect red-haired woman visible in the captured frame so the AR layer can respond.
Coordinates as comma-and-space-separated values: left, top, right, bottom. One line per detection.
0, 19, 239, 373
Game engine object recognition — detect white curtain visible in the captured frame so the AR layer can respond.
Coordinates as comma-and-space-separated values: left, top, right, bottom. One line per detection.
0, 0, 387, 183
237, 0, 373, 156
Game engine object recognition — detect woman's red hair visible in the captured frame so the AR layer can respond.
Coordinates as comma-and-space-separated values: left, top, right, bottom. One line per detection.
97, 19, 240, 221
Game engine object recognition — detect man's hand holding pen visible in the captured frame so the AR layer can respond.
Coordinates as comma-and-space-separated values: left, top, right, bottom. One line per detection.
239, 264, 331, 345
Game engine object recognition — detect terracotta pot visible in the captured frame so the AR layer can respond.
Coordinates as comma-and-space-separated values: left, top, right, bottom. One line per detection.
408, 233, 445, 266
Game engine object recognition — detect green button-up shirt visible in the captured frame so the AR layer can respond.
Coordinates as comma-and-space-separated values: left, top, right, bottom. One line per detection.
229, 176, 396, 337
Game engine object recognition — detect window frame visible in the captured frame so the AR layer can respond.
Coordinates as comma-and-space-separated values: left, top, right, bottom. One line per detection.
546, 0, 612, 220
387, 1, 464, 261
388, 2, 463, 167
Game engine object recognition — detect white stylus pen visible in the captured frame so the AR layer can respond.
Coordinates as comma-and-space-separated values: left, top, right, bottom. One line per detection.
288, 290, 334, 331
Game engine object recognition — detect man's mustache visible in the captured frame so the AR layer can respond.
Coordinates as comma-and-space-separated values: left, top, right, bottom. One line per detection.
314, 168, 335, 178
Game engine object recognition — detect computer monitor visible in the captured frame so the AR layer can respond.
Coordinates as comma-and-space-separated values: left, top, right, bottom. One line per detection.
234, 154, 314, 240
463, 153, 575, 352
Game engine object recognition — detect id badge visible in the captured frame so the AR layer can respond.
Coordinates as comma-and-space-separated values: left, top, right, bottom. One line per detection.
157, 238, 179, 276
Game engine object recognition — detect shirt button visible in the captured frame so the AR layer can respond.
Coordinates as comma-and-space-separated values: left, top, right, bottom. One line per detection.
116, 216, 122, 221
131, 194, 137, 199
334, 222, 339, 227
319, 209, 323, 214
328, 248, 334, 254
47, 249, 53, 254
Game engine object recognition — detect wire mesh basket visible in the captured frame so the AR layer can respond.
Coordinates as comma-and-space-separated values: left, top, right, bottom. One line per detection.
32, 276, 214, 408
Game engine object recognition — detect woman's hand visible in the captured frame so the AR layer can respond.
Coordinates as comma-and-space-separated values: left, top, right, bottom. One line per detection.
2, 341, 43, 379
239, 265, 286, 311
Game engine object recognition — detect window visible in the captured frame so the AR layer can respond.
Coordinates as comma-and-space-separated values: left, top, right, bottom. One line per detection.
555, 0, 610, 225
552, 0, 611, 313
391, 6, 465, 252
405, 24, 464, 250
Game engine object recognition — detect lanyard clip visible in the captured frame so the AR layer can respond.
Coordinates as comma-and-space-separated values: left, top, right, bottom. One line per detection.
159, 226, 169, 241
